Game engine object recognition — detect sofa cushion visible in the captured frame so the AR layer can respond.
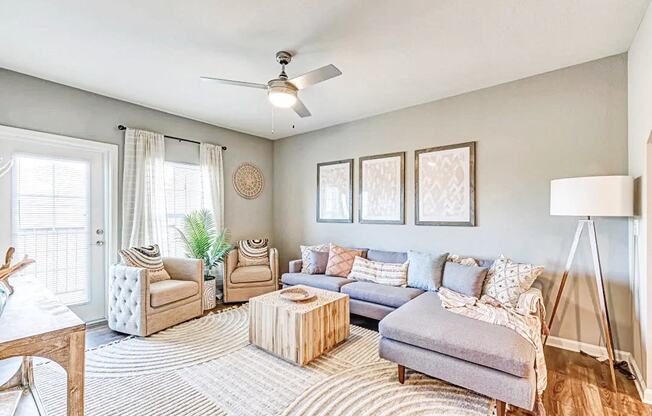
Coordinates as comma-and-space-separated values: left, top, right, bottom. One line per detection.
348, 257, 408, 287
379, 292, 535, 378
367, 249, 407, 264
281, 273, 353, 292
326, 244, 364, 277
341, 282, 423, 308
231, 266, 272, 284
150, 279, 199, 308
441, 262, 489, 298
407, 250, 448, 291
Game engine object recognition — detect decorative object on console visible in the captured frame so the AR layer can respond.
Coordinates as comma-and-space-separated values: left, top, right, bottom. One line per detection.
415, 141, 476, 226
348, 256, 409, 287
547, 175, 634, 393
481, 255, 543, 307
279, 286, 316, 302
325, 244, 363, 277
300, 243, 329, 273
237, 239, 270, 266
304, 249, 329, 274
0, 247, 35, 295
317, 159, 353, 223
119, 244, 171, 283
441, 261, 489, 298
233, 162, 264, 199
359, 152, 405, 224
406, 250, 448, 291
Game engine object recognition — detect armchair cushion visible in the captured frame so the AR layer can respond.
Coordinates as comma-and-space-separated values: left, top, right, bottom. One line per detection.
150, 279, 199, 308
230, 265, 272, 284
119, 244, 171, 283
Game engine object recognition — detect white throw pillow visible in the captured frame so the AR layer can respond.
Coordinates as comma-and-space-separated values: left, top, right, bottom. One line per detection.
300, 244, 329, 273
348, 256, 408, 287
482, 255, 544, 306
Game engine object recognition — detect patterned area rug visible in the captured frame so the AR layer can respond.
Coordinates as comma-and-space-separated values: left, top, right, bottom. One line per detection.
34, 306, 495, 416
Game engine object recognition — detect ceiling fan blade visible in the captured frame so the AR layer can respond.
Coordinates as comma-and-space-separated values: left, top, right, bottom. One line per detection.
289, 64, 342, 90
200, 76, 267, 90
293, 98, 311, 118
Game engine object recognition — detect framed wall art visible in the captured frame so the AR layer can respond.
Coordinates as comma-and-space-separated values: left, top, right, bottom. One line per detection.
415, 141, 476, 226
359, 152, 405, 224
316, 159, 353, 223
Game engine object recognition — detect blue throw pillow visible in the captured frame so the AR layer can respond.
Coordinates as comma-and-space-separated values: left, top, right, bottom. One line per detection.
407, 250, 449, 291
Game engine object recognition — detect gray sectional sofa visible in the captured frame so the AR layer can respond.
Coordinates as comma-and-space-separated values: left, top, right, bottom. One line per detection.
281, 248, 537, 414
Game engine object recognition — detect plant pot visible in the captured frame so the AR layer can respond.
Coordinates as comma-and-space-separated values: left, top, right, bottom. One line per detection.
203, 278, 217, 311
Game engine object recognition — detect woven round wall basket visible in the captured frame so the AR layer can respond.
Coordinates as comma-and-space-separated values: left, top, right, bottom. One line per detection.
233, 162, 264, 199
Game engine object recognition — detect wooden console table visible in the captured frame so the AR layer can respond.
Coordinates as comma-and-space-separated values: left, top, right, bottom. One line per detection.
0, 279, 86, 415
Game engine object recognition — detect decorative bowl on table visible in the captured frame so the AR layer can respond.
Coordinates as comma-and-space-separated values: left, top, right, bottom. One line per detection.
279, 287, 316, 302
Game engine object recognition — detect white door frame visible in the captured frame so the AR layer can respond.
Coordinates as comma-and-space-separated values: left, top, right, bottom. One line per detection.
0, 124, 118, 322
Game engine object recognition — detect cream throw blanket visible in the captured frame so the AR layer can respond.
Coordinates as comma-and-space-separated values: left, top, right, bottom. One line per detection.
438, 287, 547, 414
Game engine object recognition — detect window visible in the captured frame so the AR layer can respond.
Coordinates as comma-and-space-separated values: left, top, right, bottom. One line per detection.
12, 154, 91, 305
164, 162, 203, 257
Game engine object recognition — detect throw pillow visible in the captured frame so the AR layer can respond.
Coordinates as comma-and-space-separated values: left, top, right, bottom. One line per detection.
304, 249, 329, 274
237, 239, 270, 267
325, 244, 364, 277
482, 255, 544, 306
447, 254, 479, 266
300, 243, 329, 273
348, 256, 409, 287
441, 262, 489, 298
119, 244, 171, 283
406, 250, 449, 291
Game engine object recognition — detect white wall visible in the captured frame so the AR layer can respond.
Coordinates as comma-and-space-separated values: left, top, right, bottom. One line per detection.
629, 1, 652, 394
273, 55, 632, 352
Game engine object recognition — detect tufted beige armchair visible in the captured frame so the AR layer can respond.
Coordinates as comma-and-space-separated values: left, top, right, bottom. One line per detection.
108, 257, 203, 336
223, 247, 279, 303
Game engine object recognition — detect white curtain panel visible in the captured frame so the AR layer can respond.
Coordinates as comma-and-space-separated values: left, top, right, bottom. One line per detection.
122, 128, 169, 250
200, 143, 225, 231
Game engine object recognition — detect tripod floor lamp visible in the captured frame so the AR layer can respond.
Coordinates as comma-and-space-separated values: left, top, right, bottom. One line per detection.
546, 175, 633, 391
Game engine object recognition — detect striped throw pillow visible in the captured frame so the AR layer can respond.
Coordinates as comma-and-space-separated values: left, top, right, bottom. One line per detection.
348, 256, 408, 287
237, 239, 269, 267
119, 244, 171, 283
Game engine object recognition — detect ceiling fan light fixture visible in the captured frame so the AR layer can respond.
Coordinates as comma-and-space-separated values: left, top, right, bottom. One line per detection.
267, 85, 297, 108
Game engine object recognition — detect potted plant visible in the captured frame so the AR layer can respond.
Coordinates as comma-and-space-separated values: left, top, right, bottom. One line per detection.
175, 209, 231, 310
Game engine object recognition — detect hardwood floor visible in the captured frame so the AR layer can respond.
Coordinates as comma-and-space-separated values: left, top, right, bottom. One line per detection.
5, 307, 652, 415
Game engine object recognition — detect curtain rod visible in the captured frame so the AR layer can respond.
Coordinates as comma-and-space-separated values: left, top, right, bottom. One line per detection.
117, 125, 227, 150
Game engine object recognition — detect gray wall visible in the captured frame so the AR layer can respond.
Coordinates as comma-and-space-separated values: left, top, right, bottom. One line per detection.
0, 68, 274, 248
273, 55, 632, 351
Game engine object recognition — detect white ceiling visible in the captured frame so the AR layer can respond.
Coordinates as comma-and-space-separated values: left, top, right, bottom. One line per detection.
0, 1, 649, 139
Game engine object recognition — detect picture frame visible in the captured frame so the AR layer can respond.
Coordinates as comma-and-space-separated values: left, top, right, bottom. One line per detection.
316, 159, 354, 223
415, 141, 476, 226
359, 152, 405, 224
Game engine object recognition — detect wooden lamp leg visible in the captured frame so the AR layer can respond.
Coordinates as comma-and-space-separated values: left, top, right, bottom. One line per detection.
398, 364, 405, 384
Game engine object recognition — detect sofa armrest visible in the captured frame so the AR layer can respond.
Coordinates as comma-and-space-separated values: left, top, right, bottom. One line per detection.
225, 249, 239, 282
270, 248, 279, 287
162, 257, 204, 285
289, 259, 303, 273
108, 264, 148, 335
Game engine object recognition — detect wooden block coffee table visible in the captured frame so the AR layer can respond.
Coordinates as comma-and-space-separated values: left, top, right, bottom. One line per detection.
248, 285, 350, 366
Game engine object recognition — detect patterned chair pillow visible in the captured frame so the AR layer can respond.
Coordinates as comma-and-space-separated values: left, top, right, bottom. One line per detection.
325, 244, 364, 278
237, 239, 270, 267
300, 243, 330, 273
119, 244, 171, 283
304, 249, 329, 274
348, 256, 408, 287
482, 255, 544, 306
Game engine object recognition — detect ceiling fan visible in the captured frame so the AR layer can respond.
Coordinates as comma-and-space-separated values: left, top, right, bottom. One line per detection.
201, 51, 342, 118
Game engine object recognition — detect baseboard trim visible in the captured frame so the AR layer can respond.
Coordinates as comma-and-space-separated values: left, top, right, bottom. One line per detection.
546, 335, 650, 404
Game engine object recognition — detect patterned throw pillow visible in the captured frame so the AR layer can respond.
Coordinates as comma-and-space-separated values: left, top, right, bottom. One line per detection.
349, 256, 409, 287
325, 244, 364, 277
119, 244, 171, 283
447, 254, 479, 266
482, 255, 544, 306
237, 239, 269, 267
300, 244, 329, 273
304, 249, 329, 274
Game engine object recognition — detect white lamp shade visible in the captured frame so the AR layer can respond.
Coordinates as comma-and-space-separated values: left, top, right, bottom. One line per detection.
550, 175, 633, 217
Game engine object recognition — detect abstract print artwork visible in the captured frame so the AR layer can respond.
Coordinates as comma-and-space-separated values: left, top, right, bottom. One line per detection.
359, 152, 405, 224
317, 159, 353, 223
416, 142, 476, 226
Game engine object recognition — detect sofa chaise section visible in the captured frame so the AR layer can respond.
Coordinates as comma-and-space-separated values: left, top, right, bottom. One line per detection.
378, 291, 537, 410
